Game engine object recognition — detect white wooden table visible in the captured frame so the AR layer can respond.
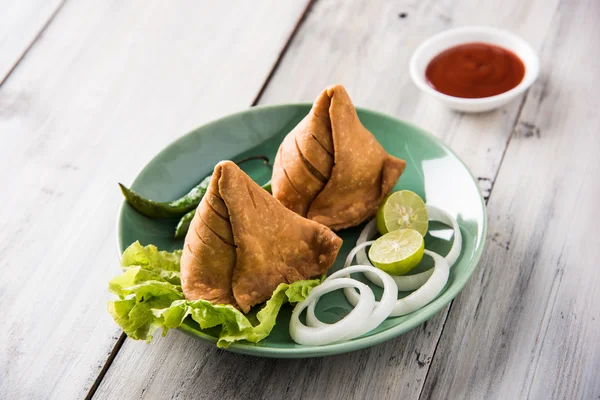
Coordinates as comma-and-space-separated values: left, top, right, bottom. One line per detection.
1, 0, 599, 398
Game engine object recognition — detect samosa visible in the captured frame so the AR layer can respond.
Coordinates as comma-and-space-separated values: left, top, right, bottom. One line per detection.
181, 161, 342, 313
271, 85, 406, 230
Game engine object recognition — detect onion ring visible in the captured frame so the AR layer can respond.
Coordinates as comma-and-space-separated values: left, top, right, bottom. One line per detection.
389, 250, 449, 316
289, 278, 376, 346
355, 219, 377, 266
306, 265, 398, 337
426, 205, 462, 267
340, 251, 449, 318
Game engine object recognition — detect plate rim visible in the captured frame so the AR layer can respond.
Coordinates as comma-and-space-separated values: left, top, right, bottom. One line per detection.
115, 102, 488, 358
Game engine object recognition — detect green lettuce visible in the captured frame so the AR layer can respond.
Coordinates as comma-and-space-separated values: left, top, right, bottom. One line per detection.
108, 241, 320, 348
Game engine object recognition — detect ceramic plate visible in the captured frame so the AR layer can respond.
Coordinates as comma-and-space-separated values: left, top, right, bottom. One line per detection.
117, 104, 486, 358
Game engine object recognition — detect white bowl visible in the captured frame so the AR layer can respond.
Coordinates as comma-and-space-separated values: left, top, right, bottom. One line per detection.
410, 26, 540, 113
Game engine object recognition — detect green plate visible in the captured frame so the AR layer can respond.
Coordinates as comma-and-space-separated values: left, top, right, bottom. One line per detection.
117, 104, 486, 358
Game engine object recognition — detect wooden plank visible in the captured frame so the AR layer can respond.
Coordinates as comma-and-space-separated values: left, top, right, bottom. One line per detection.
0, 0, 309, 398
420, 0, 600, 398
94, 0, 562, 399
0, 0, 64, 83
95, 316, 447, 400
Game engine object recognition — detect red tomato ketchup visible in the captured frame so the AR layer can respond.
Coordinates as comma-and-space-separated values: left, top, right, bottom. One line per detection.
425, 43, 525, 98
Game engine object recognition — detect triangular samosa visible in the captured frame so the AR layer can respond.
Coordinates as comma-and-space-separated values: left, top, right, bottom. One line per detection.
271, 85, 406, 230
181, 161, 342, 313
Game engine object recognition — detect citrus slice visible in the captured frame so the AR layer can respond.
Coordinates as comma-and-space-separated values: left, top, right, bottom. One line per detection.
376, 190, 428, 236
368, 229, 425, 275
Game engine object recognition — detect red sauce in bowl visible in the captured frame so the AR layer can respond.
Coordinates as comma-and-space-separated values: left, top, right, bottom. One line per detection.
425, 43, 525, 98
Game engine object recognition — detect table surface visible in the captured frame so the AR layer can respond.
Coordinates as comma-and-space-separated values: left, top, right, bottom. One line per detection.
1, 0, 599, 399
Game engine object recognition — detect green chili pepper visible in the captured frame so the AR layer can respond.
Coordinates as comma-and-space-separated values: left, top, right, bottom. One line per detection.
173, 179, 272, 238
173, 209, 196, 239
118, 175, 211, 218
119, 155, 271, 219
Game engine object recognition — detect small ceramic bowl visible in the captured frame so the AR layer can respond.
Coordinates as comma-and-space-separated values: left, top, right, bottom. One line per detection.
410, 26, 540, 113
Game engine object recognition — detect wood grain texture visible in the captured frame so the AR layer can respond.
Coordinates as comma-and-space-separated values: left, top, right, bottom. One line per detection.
0, 0, 308, 398
95, 316, 445, 400
0, 0, 65, 83
95, 0, 564, 399
420, 0, 600, 399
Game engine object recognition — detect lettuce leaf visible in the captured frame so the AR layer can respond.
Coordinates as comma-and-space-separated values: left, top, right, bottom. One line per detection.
108, 241, 320, 348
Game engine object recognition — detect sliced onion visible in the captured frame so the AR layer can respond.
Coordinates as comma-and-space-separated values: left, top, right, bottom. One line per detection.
344, 241, 375, 269
426, 205, 462, 267
355, 219, 377, 266
390, 250, 449, 316
289, 278, 376, 346
306, 264, 398, 337
341, 250, 449, 317
359, 205, 462, 291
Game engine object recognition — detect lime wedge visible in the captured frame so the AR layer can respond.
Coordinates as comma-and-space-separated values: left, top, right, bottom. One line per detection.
368, 229, 425, 275
376, 190, 428, 236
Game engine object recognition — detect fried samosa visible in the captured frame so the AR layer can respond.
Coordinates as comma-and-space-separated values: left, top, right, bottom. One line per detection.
271, 85, 406, 230
180, 160, 342, 313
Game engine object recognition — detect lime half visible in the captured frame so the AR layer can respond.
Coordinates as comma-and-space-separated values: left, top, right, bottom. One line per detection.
368, 229, 425, 275
376, 190, 428, 236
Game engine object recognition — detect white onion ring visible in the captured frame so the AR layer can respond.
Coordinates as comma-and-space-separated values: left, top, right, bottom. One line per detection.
306, 265, 398, 337
344, 240, 375, 269
342, 250, 449, 317
359, 205, 462, 291
389, 250, 449, 316
355, 219, 377, 266
304, 254, 375, 327
289, 278, 376, 346
426, 205, 462, 267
